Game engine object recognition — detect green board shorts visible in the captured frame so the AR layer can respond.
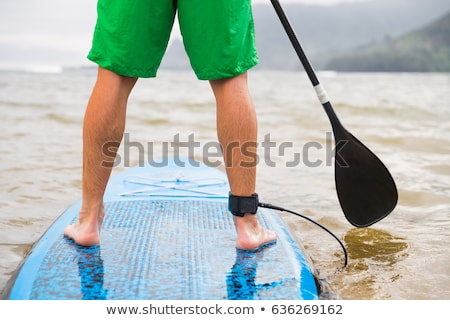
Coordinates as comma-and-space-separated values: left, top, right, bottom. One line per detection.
87, 0, 259, 80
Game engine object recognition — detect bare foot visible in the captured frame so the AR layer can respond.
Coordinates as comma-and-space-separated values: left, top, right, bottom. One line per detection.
234, 215, 277, 251
64, 205, 104, 246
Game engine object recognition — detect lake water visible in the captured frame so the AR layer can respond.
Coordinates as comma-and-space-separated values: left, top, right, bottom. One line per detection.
0, 68, 449, 299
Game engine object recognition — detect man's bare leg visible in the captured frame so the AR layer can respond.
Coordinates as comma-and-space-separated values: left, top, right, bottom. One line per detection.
210, 73, 277, 250
64, 67, 137, 246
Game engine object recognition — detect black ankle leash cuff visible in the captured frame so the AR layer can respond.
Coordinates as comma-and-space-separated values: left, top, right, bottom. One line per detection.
228, 193, 259, 217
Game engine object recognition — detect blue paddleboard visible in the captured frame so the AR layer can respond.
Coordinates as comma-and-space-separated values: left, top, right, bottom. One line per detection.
2, 158, 319, 300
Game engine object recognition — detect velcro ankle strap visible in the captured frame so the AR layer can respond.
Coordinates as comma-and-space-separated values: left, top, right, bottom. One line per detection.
228, 193, 259, 217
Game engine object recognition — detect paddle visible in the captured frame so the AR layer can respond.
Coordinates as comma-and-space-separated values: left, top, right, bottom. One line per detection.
270, 0, 398, 227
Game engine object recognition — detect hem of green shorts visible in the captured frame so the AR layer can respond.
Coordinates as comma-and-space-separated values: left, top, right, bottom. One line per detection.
195, 56, 259, 81
88, 51, 259, 80
87, 51, 158, 78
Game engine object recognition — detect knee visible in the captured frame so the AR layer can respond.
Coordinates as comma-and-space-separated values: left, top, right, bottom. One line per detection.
210, 72, 248, 95
97, 67, 138, 92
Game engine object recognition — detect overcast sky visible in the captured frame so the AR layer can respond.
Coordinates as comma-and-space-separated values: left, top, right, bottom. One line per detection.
0, 0, 371, 69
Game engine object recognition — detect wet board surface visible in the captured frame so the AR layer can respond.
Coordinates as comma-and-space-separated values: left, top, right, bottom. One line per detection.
3, 158, 319, 300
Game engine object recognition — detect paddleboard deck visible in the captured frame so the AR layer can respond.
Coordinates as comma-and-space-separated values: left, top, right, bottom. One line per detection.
2, 158, 319, 300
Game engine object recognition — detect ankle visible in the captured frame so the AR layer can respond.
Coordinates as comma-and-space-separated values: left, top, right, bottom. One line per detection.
78, 205, 104, 225
233, 215, 260, 233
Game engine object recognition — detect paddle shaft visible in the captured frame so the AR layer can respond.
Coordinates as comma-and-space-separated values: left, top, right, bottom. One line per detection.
270, 0, 319, 85
270, 0, 341, 126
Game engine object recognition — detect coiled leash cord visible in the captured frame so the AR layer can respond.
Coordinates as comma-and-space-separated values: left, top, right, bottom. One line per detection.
258, 202, 348, 269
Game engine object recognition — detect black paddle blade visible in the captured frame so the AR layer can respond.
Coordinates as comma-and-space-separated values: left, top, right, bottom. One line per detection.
330, 112, 398, 227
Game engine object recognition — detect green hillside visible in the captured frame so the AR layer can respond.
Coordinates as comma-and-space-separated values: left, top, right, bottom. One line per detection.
325, 11, 450, 72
